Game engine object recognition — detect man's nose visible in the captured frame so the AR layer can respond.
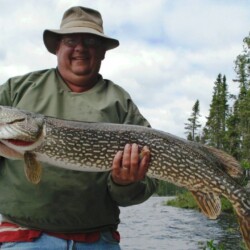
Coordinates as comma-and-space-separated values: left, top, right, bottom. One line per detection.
74, 41, 88, 50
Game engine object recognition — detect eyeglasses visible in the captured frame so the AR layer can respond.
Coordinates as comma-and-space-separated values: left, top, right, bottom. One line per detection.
61, 37, 103, 48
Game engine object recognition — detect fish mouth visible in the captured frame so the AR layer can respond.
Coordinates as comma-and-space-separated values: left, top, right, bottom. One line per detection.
0, 135, 43, 152
6, 139, 36, 147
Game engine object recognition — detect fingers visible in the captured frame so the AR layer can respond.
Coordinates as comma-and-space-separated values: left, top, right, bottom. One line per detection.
122, 144, 133, 172
111, 143, 150, 185
112, 150, 123, 176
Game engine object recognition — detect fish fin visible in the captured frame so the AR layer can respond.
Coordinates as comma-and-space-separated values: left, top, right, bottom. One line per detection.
191, 191, 221, 219
204, 145, 244, 180
24, 152, 42, 184
234, 205, 250, 250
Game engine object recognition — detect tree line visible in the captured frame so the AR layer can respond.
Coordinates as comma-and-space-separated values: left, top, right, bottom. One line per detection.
156, 32, 250, 196
185, 32, 250, 168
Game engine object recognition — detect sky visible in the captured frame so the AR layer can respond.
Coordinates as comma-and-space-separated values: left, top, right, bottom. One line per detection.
0, 0, 250, 138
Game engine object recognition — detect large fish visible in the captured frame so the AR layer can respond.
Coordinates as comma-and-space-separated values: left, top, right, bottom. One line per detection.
0, 105, 249, 249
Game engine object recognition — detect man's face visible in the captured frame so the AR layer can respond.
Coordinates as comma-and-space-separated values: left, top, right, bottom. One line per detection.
56, 33, 106, 85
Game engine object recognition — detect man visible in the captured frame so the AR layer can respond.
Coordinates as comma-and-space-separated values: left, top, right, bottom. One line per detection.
0, 6, 157, 249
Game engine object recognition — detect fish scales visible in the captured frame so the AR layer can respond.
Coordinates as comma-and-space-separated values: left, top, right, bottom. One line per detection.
35, 118, 241, 196
0, 105, 250, 249
41, 119, 215, 183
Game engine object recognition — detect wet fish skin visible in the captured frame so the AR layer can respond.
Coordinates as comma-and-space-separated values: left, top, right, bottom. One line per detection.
0, 105, 249, 249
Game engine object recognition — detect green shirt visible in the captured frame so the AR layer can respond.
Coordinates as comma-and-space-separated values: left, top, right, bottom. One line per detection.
0, 68, 157, 233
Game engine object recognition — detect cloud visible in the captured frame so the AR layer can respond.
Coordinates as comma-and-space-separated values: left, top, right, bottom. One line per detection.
0, 0, 250, 138
162, 0, 250, 49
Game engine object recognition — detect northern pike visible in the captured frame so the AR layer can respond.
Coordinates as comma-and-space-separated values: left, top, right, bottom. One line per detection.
0, 105, 249, 249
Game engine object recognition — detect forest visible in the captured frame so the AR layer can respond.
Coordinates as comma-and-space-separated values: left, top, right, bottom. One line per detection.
157, 32, 250, 196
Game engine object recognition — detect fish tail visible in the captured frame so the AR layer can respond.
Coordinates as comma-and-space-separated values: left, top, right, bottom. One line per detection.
236, 213, 250, 249
233, 192, 250, 250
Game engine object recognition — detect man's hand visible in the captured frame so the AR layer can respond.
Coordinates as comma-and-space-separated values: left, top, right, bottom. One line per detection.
111, 143, 150, 185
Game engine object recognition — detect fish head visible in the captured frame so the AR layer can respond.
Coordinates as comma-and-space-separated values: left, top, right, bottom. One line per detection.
0, 106, 44, 142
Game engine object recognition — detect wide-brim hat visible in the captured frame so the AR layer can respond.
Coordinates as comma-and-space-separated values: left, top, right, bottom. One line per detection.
43, 6, 119, 54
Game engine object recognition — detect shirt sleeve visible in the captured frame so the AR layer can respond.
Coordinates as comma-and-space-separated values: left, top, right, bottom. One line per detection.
107, 175, 158, 207
0, 80, 12, 106
122, 99, 151, 127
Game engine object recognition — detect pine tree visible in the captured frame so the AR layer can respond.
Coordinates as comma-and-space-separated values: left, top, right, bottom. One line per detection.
224, 98, 241, 159
184, 100, 201, 141
233, 33, 250, 161
203, 74, 229, 149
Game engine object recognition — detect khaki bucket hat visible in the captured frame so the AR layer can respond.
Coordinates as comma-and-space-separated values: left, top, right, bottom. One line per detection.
43, 6, 119, 54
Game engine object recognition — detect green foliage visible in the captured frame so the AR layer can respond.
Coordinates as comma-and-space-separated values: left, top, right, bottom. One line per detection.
155, 180, 185, 196
224, 99, 242, 159
202, 74, 229, 149
226, 32, 250, 161
242, 160, 250, 169
201, 238, 246, 250
165, 193, 247, 249
178, 33, 250, 249
220, 197, 234, 213
165, 191, 198, 209
203, 240, 225, 250
185, 99, 202, 141
185, 32, 250, 163
165, 191, 234, 213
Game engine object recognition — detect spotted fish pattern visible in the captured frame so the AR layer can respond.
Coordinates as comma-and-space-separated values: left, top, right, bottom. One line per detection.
0, 105, 249, 249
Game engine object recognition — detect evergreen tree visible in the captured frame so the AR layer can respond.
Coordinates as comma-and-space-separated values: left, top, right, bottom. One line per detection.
233, 33, 250, 161
184, 100, 201, 141
203, 74, 229, 149
184, 32, 250, 164
224, 98, 241, 159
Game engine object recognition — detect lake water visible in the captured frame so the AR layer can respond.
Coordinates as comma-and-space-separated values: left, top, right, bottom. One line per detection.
119, 196, 243, 250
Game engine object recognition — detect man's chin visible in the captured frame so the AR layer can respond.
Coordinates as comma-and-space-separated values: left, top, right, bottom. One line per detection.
73, 68, 91, 76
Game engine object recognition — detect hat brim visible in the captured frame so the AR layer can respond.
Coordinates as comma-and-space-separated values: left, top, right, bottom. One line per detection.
43, 28, 119, 54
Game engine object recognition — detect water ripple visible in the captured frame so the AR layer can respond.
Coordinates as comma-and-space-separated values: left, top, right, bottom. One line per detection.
119, 196, 242, 250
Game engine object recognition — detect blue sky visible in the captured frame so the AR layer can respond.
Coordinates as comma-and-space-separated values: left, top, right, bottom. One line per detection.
1, 0, 250, 137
